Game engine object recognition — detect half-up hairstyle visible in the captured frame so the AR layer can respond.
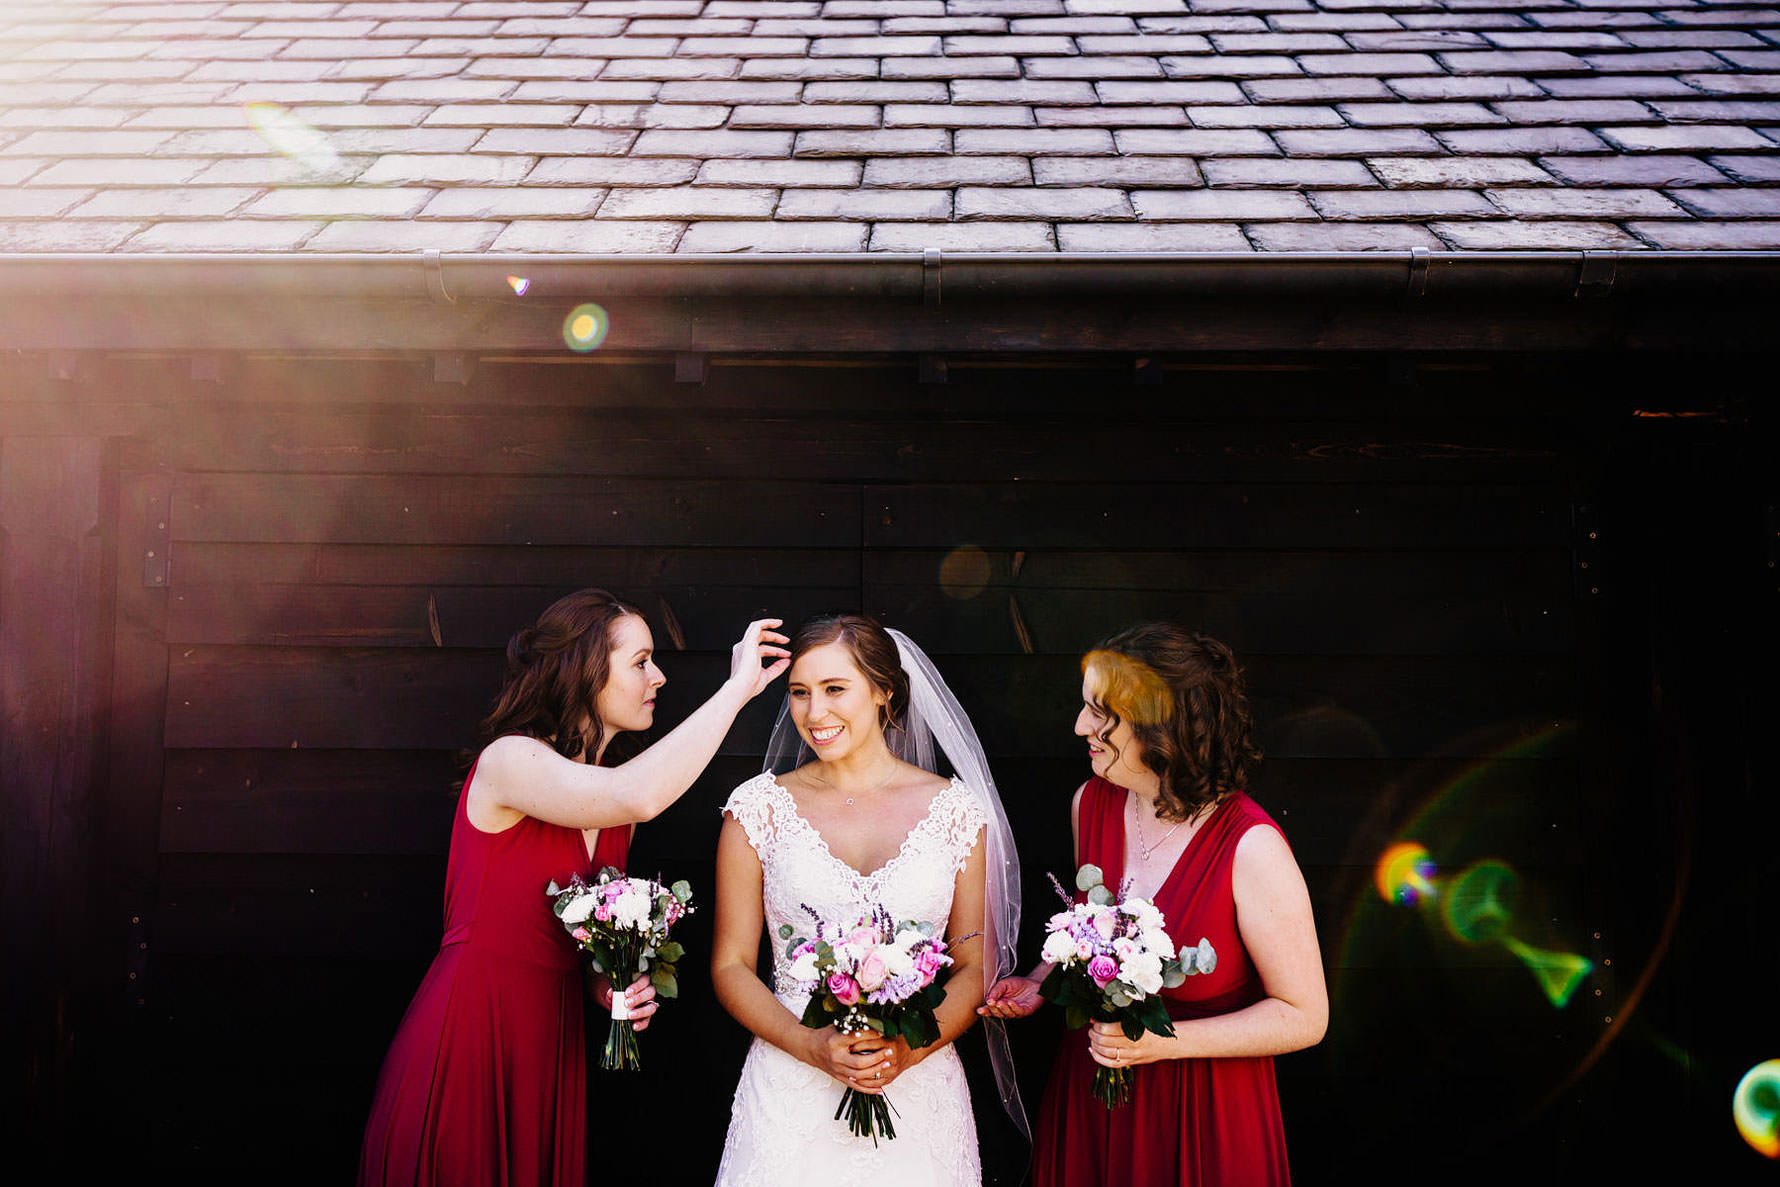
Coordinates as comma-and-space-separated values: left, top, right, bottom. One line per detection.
479, 588, 642, 765
789, 613, 910, 739
1083, 623, 1262, 823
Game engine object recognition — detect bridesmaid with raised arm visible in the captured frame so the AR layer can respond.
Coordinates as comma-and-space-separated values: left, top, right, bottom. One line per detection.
359, 589, 788, 1187
981, 624, 1326, 1187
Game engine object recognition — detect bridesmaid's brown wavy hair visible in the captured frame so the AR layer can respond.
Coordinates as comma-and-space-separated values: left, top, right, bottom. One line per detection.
479, 588, 643, 765
1083, 624, 1262, 824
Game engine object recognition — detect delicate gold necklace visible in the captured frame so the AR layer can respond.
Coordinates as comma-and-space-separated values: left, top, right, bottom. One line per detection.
802, 762, 899, 806
1130, 796, 1185, 862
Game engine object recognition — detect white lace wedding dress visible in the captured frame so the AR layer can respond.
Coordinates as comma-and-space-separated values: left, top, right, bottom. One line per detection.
715, 772, 986, 1187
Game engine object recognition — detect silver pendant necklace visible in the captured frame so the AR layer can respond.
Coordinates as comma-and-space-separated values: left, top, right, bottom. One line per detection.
1130, 796, 1185, 861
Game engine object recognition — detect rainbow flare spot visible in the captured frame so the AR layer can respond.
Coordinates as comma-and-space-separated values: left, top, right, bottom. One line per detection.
1734, 1060, 1780, 1159
508, 276, 531, 296
562, 303, 609, 352
1375, 842, 1438, 906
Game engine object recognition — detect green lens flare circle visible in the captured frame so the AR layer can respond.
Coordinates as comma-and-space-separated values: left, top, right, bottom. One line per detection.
562, 304, 609, 352
1440, 859, 1518, 945
1734, 1059, 1780, 1159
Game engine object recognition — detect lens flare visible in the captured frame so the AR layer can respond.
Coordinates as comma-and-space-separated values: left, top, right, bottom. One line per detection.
1735, 1060, 1780, 1159
938, 546, 991, 600
1501, 937, 1592, 1008
1375, 842, 1438, 906
243, 102, 341, 173
1440, 860, 1517, 945
562, 303, 609, 352
508, 276, 531, 296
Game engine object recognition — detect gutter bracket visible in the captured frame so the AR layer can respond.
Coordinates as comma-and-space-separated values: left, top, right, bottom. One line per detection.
675, 352, 709, 384
1574, 251, 1617, 300
922, 249, 942, 309
425, 249, 456, 305
1406, 248, 1430, 299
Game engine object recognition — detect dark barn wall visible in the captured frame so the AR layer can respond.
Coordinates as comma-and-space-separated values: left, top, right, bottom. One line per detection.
1, 351, 1772, 1183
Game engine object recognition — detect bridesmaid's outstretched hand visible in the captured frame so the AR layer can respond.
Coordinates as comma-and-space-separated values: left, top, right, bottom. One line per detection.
979, 975, 1045, 1020
726, 618, 791, 699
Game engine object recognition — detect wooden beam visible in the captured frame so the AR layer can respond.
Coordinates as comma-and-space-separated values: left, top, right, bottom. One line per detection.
0, 435, 109, 1166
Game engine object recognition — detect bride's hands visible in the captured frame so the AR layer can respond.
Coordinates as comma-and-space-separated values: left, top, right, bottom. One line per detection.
841, 1034, 917, 1097
593, 975, 659, 1032
979, 975, 1045, 1019
726, 618, 791, 699
801, 1028, 915, 1093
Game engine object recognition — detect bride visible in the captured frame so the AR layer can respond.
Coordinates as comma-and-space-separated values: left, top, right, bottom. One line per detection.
710, 614, 1025, 1186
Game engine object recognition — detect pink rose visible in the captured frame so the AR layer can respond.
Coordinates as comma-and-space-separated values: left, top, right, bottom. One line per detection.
594, 905, 611, 922
916, 949, 944, 978
1087, 954, 1118, 987
571, 927, 590, 942
1074, 938, 1093, 961
848, 927, 876, 947
856, 953, 889, 992
828, 973, 861, 1006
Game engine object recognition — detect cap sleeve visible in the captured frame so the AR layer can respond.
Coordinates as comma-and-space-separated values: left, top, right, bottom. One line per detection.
721, 772, 782, 853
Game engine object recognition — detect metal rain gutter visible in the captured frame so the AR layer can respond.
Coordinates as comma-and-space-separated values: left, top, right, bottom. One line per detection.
2, 250, 1778, 304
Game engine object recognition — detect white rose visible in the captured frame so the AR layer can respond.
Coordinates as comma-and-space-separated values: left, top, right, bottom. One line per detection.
883, 947, 915, 979
1041, 931, 1077, 965
1127, 965, 1164, 996
560, 895, 596, 925
787, 951, 820, 983
1140, 928, 1175, 959
1124, 951, 1162, 984
612, 889, 650, 928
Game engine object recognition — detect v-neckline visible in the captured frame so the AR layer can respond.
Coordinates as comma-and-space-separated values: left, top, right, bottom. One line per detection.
765, 773, 963, 884
1110, 785, 1231, 903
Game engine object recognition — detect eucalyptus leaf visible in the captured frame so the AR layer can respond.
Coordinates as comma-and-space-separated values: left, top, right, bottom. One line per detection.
546, 880, 562, 896
1075, 864, 1104, 893
1087, 885, 1114, 906
671, 880, 693, 902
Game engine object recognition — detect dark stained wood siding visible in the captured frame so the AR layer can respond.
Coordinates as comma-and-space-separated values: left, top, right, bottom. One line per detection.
2, 349, 1769, 1183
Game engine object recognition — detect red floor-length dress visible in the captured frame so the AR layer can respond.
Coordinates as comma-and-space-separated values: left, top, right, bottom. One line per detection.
358, 763, 630, 1187
1032, 776, 1293, 1187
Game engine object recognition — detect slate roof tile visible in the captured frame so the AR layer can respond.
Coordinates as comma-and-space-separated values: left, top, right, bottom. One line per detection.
679, 218, 868, 249
0, 0, 1773, 255
1057, 220, 1250, 247
1133, 187, 1315, 218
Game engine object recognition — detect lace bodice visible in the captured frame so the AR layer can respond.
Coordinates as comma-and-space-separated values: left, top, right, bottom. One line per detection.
722, 772, 988, 997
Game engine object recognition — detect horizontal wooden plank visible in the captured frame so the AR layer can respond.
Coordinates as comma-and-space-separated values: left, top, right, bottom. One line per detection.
170, 474, 861, 547
174, 543, 857, 589
161, 749, 462, 856
866, 584, 1575, 657
164, 648, 1578, 760
866, 482, 1569, 550
166, 582, 854, 648
866, 548, 1573, 597
141, 404, 1573, 484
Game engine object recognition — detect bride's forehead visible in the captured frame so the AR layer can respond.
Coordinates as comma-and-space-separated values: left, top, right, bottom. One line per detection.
788, 641, 866, 684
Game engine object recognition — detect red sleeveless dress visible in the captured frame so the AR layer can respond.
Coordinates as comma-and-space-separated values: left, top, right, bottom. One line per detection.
358, 763, 630, 1187
1032, 777, 1293, 1187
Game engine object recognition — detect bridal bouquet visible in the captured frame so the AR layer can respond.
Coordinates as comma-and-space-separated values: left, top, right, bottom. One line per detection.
780, 905, 956, 1144
1037, 864, 1217, 1108
547, 867, 693, 1070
